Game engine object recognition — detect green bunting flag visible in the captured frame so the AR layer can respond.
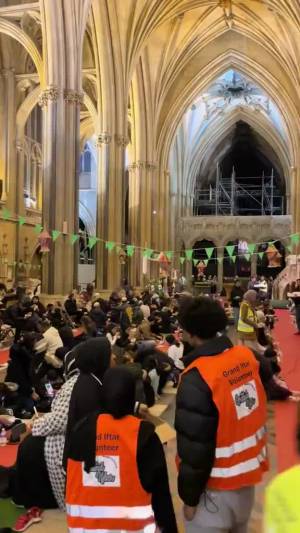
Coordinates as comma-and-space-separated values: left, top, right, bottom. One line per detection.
126, 245, 135, 257
286, 244, 293, 253
52, 230, 61, 242
34, 224, 43, 234
244, 254, 251, 261
258, 252, 264, 260
179, 257, 185, 265
248, 243, 256, 255
226, 245, 235, 257
2, 208, 11, 220
70, 233, 79, 245
143, 248, 153, 259
105, 241, 115, 252
204, 259, 208, 266
18, 216, 25, 226
165, 251, 173, 261
231, 256, 237, 263
205, 247, 214, 259
193, 259, 199, 266
185, 249, 193, 261
290, 234, 300, 245
88, 236, 98, 250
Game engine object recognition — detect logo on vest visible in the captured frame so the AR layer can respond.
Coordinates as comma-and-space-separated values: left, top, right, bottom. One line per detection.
82, 455, 120, 487
232, 380, 259, 420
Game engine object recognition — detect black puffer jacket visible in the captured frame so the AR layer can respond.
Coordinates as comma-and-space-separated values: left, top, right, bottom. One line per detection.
175, 335, 233, 506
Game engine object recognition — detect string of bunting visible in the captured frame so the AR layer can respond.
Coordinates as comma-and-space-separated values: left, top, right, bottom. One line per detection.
1, 206, 300, 263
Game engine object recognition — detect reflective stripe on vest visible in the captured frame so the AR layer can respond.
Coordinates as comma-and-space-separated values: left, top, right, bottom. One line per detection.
68, 525, 156, 533
66, 414, 155, 531
181, 345, 268, 490
66, 503, 154, 520
216, 425, 266, 458
238, 303, 256, 333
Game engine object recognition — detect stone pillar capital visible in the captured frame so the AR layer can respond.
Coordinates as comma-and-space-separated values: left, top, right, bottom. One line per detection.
97, 132, 112, 146
38, 85, 60, 107
63, 89, 84, 105
114, 134, 129, 147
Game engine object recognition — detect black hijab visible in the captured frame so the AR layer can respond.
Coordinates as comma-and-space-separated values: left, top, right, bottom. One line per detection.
64, 338, 112, 466
75, 337, 111, 380
102, 367, 136, 419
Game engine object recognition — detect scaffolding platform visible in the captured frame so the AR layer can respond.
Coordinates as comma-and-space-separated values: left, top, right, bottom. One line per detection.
193, 167, 284, 216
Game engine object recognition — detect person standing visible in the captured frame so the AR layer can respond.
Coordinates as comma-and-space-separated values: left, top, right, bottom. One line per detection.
230, 281, 244, 326
175, 297, 268, 532
237, 290, 263, 353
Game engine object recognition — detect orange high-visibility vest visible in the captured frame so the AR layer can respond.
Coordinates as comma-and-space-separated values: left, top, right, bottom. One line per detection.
182, 345, 268, 491
66, 414, 155, 532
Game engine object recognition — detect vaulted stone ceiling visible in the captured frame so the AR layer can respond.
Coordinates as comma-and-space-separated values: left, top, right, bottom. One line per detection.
0, 0, 300, 260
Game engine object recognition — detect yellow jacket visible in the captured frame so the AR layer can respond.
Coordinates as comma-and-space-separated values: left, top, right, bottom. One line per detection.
264, 465, 300, 532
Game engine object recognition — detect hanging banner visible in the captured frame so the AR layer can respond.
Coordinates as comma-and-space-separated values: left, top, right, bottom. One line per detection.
105, 241, 115, 252
165, 251, 173, 261
52, 230, 61, 242
70, 234, 79, 245
18, 216, 26, 226
225, 245, 235, 257
88, 236, 98, 250
126, 244, 135, 257
34, 223, 43, 234
179, 257, 185, 265
143, 248, 153, 258
185, 249, 193, 260
248, 243, 256, 255
205, 247, 214, 259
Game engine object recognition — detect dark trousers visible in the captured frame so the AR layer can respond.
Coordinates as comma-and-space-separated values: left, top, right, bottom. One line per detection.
296, 305, 300, 331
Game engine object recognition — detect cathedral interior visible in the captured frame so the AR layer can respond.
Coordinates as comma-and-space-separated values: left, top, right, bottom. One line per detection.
1, 2, 300, 531
0, 0, 299, 296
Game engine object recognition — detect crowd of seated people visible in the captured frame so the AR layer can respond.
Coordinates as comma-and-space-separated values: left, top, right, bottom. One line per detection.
0, 280, 297, 531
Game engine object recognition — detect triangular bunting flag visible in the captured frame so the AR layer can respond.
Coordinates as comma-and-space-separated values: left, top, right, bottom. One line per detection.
231, 256, 237, 263
143, 248, 153, 259
126, 245, 135, 257
205, 247, 214, 259
52, 229, 61, 242
226, 245, 235, 257
286, 244, 293, 253
105, 241, 115, 252
290, 234, 300, 245
193, 259, 199, 266
2, 208, 11, 220
258, 252, 264, 260
248, 243, 256, 255
18, 216, 25, 226
70, 234, 79, 245
217, 257, 223, 264
165, 251, 173, 261
34, 224, 43, 234
179, 257, 185, 265
244, 254, 250, 261
88, 236, 98, 249
204, 259, 208, 266
185, 249, 193, 261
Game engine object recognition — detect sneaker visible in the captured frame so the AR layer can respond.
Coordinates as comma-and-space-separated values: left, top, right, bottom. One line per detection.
13, 507, 42, 532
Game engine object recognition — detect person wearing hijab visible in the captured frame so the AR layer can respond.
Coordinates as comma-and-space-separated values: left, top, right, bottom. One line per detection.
65, 367, 178, 533
10, 350, 80, 530
63, 338, 113, 466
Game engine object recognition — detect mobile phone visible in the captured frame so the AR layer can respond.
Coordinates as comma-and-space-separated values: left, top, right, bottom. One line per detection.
45, 382, 54, 398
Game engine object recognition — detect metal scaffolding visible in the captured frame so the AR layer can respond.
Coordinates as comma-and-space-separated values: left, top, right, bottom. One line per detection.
193, 165, 284, 216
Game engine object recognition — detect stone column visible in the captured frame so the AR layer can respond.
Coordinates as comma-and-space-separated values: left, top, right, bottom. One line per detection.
217, 247, 224, 289
40, 86, 82, 295
0, 68, 16, 206
128, 162, 142, 286
251, 253, 258, 277
95, 133, 127, 290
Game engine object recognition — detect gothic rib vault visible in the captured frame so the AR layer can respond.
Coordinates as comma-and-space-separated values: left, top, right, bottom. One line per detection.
0, 0, 299, 293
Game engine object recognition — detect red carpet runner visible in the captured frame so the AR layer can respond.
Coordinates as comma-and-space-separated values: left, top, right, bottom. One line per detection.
274, 309, 300, 472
